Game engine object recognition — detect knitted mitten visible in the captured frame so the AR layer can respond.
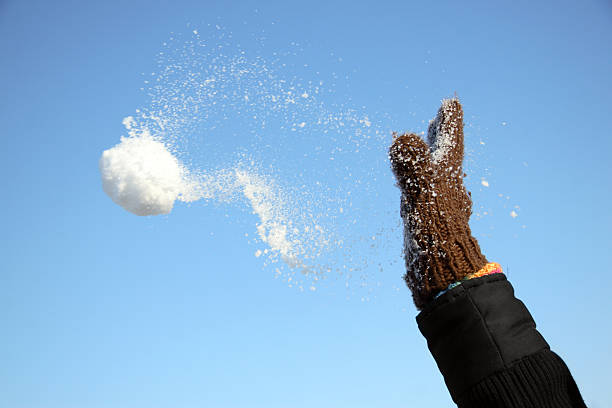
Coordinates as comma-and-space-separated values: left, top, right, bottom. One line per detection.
389, 98, 488, 309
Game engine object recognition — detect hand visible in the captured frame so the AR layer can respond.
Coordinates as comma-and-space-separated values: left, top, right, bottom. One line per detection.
389, 98, 487, 309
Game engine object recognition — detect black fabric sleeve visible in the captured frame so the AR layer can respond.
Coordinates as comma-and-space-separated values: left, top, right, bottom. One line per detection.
416, 274, 587, 408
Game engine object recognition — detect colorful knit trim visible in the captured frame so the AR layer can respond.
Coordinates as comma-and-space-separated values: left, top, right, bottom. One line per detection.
434, 262, 503, 299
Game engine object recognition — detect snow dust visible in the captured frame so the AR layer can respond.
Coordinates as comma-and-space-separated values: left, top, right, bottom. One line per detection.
98, 26, 398, 295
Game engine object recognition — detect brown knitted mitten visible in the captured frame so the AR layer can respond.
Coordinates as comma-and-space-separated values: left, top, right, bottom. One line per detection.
389, 98, 487, 309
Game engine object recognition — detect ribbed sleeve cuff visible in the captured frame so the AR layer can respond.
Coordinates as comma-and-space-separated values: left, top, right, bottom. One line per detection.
457, 349, 586, 408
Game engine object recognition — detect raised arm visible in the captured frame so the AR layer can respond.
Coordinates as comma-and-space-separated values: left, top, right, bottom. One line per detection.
389, 98, 587, 407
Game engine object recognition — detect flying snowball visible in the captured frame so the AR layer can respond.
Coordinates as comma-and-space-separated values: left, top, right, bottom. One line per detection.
99, 134, 191, 216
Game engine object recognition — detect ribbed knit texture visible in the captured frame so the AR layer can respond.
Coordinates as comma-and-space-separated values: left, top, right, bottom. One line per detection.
389, 98, 487, 308
458, 349, 587, 408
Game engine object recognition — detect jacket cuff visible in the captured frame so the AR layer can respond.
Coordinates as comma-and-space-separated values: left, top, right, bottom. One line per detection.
416, 274, 549, 402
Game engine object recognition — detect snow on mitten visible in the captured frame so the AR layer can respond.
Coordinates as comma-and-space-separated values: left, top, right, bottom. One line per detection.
389, 98, 488, 309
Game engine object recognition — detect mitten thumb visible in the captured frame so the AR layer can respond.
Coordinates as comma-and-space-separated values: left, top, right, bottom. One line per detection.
389, 132, 434, 202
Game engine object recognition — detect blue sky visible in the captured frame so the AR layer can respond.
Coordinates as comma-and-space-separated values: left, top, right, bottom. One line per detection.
1, 1, 611, 407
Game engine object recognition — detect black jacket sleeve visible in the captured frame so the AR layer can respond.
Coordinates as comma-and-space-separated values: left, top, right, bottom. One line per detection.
416, 274, 587, 408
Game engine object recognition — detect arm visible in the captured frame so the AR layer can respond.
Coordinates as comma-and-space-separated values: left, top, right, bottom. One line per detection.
389, 98, 586, 407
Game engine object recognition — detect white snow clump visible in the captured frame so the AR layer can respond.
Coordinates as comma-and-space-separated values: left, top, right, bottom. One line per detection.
99, 129, 196, 216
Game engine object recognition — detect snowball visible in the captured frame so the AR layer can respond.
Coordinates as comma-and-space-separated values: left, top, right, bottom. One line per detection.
99, 133, 190, 216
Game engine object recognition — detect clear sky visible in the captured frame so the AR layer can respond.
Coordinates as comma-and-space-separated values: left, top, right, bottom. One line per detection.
1, 1, 611, 407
